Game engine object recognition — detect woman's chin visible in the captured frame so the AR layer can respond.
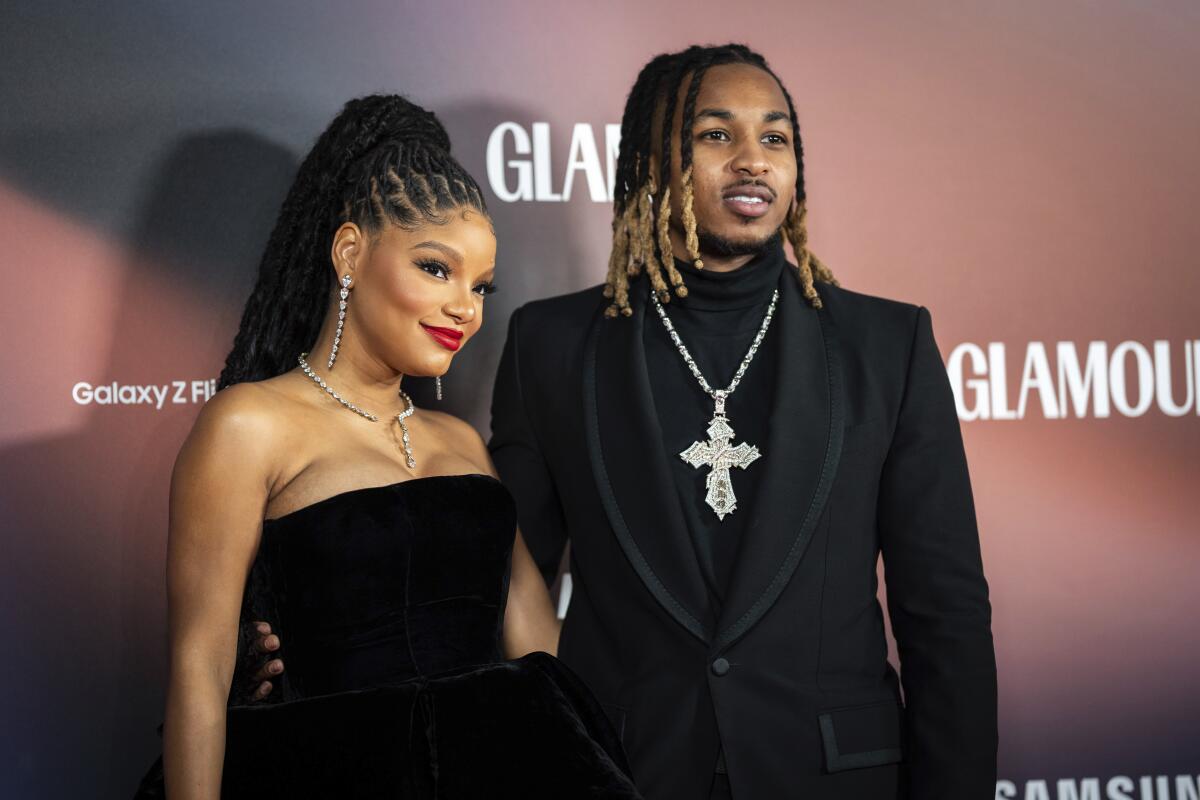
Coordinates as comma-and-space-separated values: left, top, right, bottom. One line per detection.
402, 357, 455, 380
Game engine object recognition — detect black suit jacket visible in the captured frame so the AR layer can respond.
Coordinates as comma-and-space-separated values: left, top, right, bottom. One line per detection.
489, 271, 997, 800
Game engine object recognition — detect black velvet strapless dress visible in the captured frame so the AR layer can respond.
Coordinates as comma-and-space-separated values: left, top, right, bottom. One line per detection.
135, 474, 640, 799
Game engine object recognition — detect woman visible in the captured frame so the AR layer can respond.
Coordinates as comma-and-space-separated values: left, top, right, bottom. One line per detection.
137, 95, 640, 799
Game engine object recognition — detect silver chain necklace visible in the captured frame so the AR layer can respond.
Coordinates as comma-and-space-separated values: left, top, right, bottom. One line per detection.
297, 353, 417, 468
649, 288, 779, 521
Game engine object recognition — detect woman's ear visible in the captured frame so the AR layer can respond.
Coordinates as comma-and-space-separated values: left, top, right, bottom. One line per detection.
330, 221, 365, 283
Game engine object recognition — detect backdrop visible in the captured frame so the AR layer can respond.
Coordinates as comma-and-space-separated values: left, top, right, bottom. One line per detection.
2, 1, 1197, 798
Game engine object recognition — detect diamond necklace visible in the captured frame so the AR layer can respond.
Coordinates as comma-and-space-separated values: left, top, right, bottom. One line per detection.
649, 288, 779, 521
297, 353, 417, 468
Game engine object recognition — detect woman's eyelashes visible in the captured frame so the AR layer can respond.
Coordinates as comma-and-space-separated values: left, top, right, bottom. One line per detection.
416, 258, 451, 280
415, 258, 496, 297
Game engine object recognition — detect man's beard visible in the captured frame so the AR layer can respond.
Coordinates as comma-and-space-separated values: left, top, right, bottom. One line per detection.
697, 226, 783, 259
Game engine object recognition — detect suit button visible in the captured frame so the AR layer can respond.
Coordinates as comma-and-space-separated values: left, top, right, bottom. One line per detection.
711, 657, 730, 676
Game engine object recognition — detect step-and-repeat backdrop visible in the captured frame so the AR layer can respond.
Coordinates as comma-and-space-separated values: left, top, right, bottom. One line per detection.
2, 1, 1196, 797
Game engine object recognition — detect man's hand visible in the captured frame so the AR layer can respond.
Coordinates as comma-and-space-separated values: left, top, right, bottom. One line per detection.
247, 621, 284, 700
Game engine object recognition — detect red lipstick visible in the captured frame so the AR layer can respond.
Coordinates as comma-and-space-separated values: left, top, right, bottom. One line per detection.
421, 323, 463, 352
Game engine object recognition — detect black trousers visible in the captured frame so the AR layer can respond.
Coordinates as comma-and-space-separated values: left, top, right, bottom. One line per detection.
709, 772, 732, 800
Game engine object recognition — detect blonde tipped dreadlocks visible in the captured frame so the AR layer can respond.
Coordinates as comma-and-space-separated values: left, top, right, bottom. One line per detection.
783, 200, 838, 309
604, 176, 662, 318
603, 45, 836, 317
680, 166, 704, 272
655, 187, 687, 300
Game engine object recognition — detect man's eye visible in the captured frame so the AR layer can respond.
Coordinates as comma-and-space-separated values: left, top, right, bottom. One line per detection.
700, 130, 730, 141
763, 134, 788, 145
417, 259, 449, 279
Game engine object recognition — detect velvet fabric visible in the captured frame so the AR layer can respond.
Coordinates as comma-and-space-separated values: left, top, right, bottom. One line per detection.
135, 474, 640, 799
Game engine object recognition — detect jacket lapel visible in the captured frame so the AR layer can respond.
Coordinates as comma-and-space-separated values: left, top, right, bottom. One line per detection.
583, 288, 713, 644
714, 276, 845, 651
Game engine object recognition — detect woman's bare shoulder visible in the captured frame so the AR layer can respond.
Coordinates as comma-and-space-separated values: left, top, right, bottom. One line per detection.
193, 380, 294, 439
418, 408, 494, 475
176, 377, 308, 486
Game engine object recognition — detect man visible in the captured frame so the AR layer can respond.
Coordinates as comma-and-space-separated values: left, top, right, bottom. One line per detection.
252, 43, 997, 799
488, 44, 996, 799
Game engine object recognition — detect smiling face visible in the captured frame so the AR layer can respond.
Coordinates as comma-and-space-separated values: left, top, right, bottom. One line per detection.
331, 208, 497, 378
664, 63, 798, 263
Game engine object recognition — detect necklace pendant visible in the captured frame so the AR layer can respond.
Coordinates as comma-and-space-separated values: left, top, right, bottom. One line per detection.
679, 406, 762, 521
297, 353, 418, 468
651, 287, 776, 521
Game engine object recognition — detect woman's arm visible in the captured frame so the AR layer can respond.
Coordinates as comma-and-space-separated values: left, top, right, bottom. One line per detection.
162, 386, 277, 800
502, 529, 561, 657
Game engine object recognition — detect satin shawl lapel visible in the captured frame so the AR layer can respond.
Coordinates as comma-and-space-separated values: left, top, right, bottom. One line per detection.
715, 277, 844, 651
583, 289, 712, 644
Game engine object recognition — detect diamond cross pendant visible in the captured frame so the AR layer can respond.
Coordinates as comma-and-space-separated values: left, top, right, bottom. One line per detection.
679, 408, 762, 521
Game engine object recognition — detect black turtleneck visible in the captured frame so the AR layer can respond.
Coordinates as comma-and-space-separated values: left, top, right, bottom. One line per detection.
643, 242, 785, 607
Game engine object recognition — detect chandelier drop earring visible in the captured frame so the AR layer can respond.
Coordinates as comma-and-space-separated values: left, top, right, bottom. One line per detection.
435, 375, 443, 401
329, 274, 352, 369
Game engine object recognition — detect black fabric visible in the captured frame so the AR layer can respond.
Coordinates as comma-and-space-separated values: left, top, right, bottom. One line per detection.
818, 700, 906, 772
490, 275, 997, 800
134, 475, 640, 799
643, 245, 783, 603
707, 772, 733, 800
583, 276, 712, 642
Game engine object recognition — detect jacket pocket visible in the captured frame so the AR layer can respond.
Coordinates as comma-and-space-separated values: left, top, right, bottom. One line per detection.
818, 700, 905, 773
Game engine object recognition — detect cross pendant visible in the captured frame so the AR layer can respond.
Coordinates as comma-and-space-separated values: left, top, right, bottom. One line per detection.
679, 409, 762, 521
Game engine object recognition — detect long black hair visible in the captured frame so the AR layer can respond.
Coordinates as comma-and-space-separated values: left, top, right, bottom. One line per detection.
218, 95, 488, 389
604, 44, 836, 316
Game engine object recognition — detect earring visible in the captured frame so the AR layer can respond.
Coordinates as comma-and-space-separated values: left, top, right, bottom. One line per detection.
435, 375, 443, 401
329, 274, 351, 369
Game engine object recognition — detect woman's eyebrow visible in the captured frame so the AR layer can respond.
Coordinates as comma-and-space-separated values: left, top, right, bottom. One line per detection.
410, 240, 463, 264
